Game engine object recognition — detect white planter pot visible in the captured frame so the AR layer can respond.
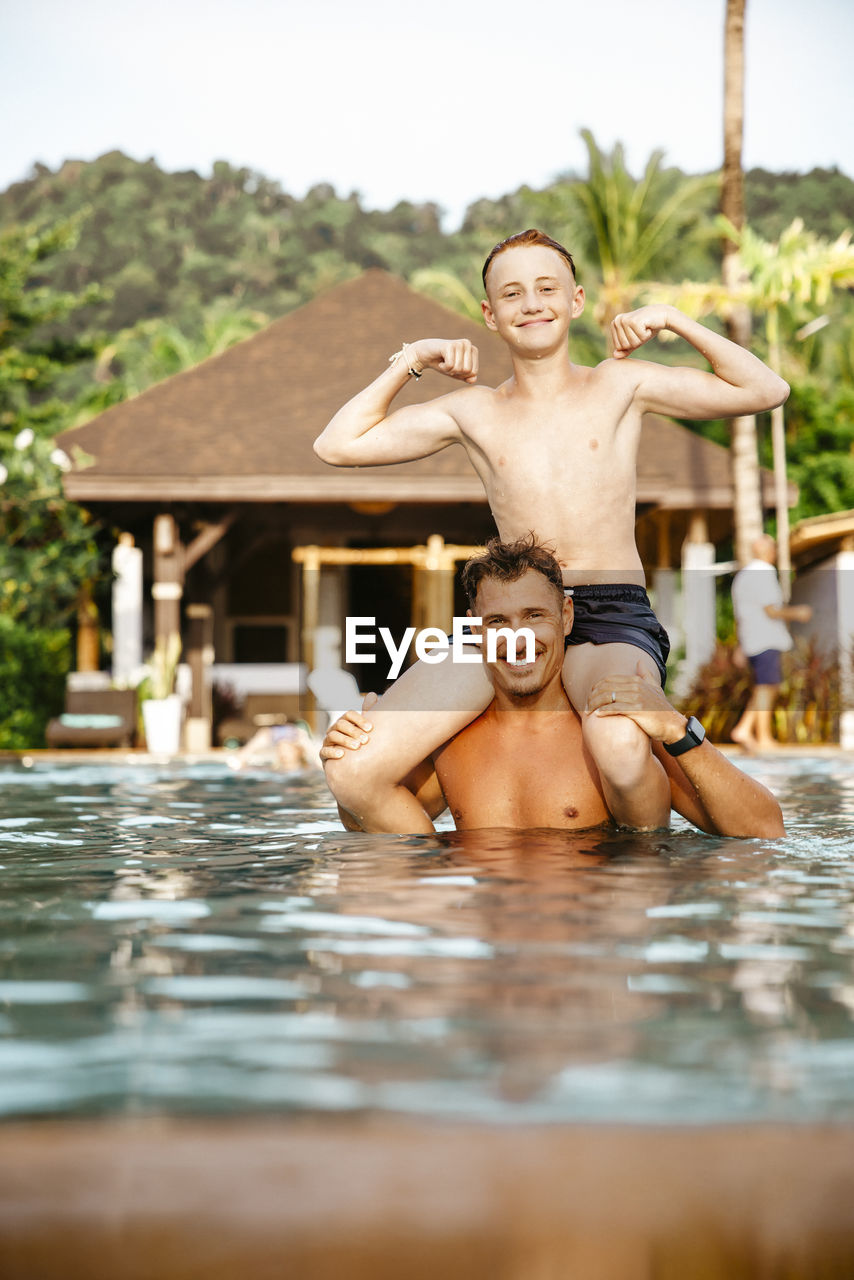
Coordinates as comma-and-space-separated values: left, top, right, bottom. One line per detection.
142, 695, 182, 755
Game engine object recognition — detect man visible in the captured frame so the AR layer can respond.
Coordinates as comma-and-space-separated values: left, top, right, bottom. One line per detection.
322, 538, 784, 839
731, 534, 812, 751
315, 230, 789, 833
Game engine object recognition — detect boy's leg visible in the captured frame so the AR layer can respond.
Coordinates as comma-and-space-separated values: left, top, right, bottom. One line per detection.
562, 642, 671, 830
323, 651, 492, 833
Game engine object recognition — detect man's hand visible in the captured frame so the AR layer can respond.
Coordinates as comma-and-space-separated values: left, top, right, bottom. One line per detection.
410, 338, 478, 384
610, 306, 673, 358
586, 662, 687, 746
319, 692, 378, 762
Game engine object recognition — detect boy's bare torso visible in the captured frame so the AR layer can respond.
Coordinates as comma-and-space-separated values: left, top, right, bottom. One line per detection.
435, 359, 645, 585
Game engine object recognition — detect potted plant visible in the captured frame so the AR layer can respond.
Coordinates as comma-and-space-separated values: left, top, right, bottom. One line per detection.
140, 633, 182, 754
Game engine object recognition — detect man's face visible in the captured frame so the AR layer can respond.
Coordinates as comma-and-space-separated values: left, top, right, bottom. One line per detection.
481, 245, 584, 351
471, 569, 572, 701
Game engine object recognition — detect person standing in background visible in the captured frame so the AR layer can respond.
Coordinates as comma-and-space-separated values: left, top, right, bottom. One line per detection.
731, 534, 812, 750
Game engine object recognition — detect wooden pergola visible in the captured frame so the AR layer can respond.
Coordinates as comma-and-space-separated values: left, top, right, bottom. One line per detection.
293, 536, 481, 671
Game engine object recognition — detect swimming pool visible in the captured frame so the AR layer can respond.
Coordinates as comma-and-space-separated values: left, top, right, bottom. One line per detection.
1, 753, 853, 1126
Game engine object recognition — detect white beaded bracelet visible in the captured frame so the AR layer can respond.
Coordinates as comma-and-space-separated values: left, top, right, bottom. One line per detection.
388, 342, 423, 379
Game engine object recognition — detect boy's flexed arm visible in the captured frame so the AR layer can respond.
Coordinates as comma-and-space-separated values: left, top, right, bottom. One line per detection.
610, 305, 789, 420
313, 339, 478, 467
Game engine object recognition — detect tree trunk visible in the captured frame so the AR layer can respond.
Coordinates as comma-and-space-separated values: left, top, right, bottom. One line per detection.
722, 0, 763, 565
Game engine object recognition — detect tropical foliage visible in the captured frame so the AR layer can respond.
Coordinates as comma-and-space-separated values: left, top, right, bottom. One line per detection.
679, 639, 841, 745
0, 616, 71, 750
0, 218, 106, 626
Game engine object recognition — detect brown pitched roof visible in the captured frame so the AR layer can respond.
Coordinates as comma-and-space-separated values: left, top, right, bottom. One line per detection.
790, 507, 854, 567
59, 268, 777, 508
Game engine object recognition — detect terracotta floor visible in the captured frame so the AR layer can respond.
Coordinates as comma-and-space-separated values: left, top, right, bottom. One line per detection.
1, 1117, 853, 1279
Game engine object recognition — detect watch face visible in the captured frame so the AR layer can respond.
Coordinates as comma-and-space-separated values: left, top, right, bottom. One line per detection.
665, 716, 705, 756
688, 717, 705, 744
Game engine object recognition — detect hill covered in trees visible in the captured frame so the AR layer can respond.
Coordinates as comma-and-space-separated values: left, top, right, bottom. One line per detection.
2, 147, 852, 340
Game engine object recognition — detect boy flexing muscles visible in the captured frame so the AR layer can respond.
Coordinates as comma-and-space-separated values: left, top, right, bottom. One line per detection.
314, 230, 788, 833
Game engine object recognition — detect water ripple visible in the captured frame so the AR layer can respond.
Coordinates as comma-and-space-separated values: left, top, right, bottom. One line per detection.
0, 757, 853, 1124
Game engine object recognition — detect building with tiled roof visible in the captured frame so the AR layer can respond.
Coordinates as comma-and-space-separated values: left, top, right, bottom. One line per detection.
59, 270, 786, 738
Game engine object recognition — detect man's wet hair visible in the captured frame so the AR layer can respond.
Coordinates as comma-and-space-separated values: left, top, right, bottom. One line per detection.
461, 534, 565, 610
481, 229, 577, 290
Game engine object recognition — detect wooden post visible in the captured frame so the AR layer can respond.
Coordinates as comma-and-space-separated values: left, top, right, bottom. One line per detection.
301, 546, 321, 729
185, 603, 213, 751
681, 509, 716, 684
423, 534, 455, 633
767, 313, 792, 602
652, 510, 679, 657
76, 583, 100, 672
152, 513, 183, 649
656, 510, 671, 570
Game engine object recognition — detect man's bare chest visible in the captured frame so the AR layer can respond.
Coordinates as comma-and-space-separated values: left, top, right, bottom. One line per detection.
435, 718, 610, 831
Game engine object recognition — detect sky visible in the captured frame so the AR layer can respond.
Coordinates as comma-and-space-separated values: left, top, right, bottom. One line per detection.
2, 0, 852, 229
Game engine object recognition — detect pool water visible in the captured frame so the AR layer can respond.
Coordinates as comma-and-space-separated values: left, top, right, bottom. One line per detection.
1, 756, 853, 1125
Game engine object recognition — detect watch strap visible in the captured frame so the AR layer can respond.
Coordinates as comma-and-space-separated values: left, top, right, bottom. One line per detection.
663, 715, 706, 757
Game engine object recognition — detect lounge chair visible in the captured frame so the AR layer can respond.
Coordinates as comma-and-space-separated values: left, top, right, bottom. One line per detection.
45, 688, 138, 749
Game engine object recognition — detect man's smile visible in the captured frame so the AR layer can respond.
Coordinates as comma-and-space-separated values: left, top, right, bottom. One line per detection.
497, 644, 547, 671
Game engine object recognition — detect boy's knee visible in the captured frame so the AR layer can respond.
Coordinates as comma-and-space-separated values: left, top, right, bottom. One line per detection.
583, 713, 649, 765
323, 749, 390, 813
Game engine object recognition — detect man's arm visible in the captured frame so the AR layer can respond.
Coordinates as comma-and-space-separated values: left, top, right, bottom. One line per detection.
587, 666, 785, 838
313, 339, 478, 468
610, 305, 789, 420
765, 603, 812, 624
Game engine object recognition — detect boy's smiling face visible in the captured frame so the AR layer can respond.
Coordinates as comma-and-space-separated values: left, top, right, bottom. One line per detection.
481, 245, 584, 351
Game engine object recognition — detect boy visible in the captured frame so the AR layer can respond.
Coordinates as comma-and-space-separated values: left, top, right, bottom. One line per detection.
314, 230, 788, 833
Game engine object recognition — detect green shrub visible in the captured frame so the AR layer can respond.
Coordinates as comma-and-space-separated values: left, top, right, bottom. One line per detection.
679, 638, 840, 744
0, 617, 72, 749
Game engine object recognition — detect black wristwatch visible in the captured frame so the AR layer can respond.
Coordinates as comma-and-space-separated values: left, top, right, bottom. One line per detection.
663, 715, 706, 757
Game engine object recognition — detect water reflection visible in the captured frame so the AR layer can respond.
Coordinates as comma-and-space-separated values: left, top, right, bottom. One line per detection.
0, 758, 852, 1122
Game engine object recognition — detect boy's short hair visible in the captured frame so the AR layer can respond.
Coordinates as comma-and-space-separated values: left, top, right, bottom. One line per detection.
481, 229, 577, 290
461, 534, 565, 610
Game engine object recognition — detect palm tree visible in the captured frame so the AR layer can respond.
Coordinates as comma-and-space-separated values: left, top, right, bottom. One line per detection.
568, 130, 717, 334
721, 218, 854, 593
722, 0, 763, 565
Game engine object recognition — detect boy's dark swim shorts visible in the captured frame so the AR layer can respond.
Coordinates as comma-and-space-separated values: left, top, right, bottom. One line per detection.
564, 583, 670, 687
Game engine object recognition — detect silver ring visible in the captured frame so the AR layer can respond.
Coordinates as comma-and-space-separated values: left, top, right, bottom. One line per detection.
611, 690, 616, 703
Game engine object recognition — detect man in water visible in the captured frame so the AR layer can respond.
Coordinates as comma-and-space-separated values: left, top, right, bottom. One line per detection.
321, 537, 784, 839
315, 230, 788, 833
